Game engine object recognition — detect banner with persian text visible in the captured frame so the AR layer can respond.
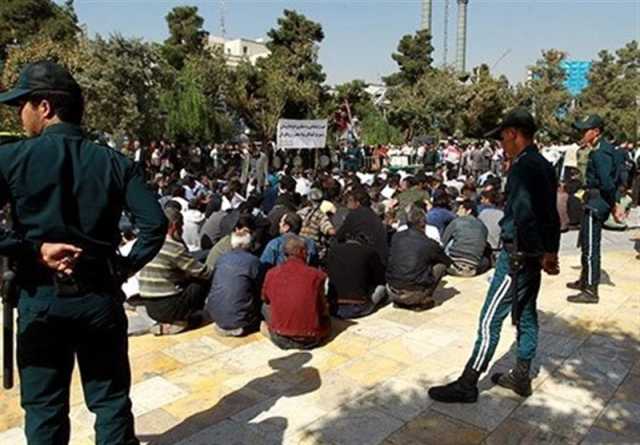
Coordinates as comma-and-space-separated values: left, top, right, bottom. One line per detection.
277, 119, 328, 149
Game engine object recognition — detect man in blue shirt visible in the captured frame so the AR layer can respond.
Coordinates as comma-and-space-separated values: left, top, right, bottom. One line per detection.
260, 212, 317, 268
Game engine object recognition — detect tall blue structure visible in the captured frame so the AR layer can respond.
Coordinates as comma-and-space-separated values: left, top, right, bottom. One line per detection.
560, 60, 592, 96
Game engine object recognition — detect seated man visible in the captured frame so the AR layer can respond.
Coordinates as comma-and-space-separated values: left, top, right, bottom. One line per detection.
386, 206, 452, 311
205, 215, 255, 269
206, 230, 262, 337
260, 212, 318, 267
336, 188, 389, 266
326, 233, 387, 319
443, 200, 491, 277
139, 206, 213, 335
261, 236, 331, 350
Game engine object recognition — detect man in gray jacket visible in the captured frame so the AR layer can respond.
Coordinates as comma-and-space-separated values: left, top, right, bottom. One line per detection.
442, 200, 491, 277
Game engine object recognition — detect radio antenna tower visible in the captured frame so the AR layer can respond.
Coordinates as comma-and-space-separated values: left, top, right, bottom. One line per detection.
443, 0, 449, 66
219, 0, 227, 39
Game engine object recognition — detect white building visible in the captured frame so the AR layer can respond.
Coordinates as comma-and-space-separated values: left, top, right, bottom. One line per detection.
365, 84, 389, 107
208, 36, 270, 67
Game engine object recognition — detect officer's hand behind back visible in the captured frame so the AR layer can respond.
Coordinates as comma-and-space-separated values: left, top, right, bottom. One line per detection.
39, 243, 83, 275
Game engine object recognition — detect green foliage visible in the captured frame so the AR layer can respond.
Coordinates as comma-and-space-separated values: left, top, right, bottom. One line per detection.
266, 9, 325, 85
515, 49, 573, 141
226, 58, 291, 142
387, 67, 465, 141
360, 111, 404, 146
226, 9, 327, 140
162, 6, 209, 70
1, 33, 171, 139
0, 0, 79, 60
333, 80, 375, 119
384, 29, 434, 87
577, 40, 639, 143
460, 64, 515, 137
162, 51, 233, 143
81, 35, 171, 140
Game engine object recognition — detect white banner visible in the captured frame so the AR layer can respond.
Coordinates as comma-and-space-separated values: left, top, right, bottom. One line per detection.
277, 119, 328, 150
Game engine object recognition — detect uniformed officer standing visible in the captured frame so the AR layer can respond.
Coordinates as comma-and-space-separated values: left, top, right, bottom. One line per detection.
428, 108, 561, 403
567, 115, 622, 304
0, 61, 167, 444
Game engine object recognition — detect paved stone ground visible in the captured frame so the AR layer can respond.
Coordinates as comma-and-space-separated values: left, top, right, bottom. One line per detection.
1, 229, 639, 445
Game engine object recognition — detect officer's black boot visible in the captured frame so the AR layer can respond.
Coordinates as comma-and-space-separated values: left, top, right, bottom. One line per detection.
567, 285, 599, 304
428, 365, 479, 403
491, 358, 532, 397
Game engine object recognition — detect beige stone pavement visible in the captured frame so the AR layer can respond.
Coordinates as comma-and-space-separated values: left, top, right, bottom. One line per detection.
1, 234, 639, 445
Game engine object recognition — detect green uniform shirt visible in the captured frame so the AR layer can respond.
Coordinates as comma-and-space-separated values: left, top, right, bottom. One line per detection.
499, 145, 560, 255
585, 138, 621, 217
0, 123, 167, 277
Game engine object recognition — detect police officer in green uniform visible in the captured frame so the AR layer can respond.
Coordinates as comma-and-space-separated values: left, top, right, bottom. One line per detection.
0, 61, 167, 444
567, 115, 623, 304
428, 108, 560, 403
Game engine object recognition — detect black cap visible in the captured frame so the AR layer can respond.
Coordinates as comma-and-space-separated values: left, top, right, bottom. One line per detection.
486, 107, 537, 139
573, 114, 604, 131
0, 60, 82, 106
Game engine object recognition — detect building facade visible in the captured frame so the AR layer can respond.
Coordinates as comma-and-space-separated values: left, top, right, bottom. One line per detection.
208, 36, 270, 67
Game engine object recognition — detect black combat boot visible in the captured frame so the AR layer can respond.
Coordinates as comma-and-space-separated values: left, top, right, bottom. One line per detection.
567, 285, 599, 304
491, 358, 532, 397
428, 366, 479, 403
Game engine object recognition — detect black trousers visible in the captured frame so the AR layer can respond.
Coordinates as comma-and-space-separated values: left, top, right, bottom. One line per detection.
143, 282, 208, 323
17, 291, 138, 445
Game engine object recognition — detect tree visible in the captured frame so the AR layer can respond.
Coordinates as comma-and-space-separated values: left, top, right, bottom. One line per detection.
460, 64, 515, 137
162, 6, 209, 70
387, 67, 465, 141
226, 58, 293, 142
0, 0, 79, 61
515, 49, 572, 141
384, 29, 434, 87
162, 51, 234, 143
265, 9, 326, 118
266, 9, 325, 85
578, 41, 639, 143
360, 111, 404, 146
333, 80, 376, 119
81, 35, 172, 140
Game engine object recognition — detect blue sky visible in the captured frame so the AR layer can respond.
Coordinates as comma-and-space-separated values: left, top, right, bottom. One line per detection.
69, 0, 639, 86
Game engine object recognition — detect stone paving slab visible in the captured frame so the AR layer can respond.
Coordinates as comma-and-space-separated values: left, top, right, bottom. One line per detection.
1, 241, 639, 445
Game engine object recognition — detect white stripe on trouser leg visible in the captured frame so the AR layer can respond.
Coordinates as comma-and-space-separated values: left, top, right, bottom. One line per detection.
472, 275, 513, 371
587, 212, 593, 286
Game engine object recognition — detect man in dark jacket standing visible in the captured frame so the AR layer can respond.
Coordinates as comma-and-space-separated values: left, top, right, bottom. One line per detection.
0, 61, 167, 444
429, 108, 560, 404
567, 115, 623, 304
386, 206, 452, 311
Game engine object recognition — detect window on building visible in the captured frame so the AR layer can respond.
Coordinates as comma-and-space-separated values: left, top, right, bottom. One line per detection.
243, 46, 248, 55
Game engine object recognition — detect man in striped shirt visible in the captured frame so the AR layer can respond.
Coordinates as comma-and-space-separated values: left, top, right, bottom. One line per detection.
139, 205, 213, 335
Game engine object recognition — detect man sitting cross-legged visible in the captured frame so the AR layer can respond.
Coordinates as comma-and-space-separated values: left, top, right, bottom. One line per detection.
261, 236, 331, 350
386, 205, 452, 311
206, 230, 262, 337
139, 206, 213, 335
